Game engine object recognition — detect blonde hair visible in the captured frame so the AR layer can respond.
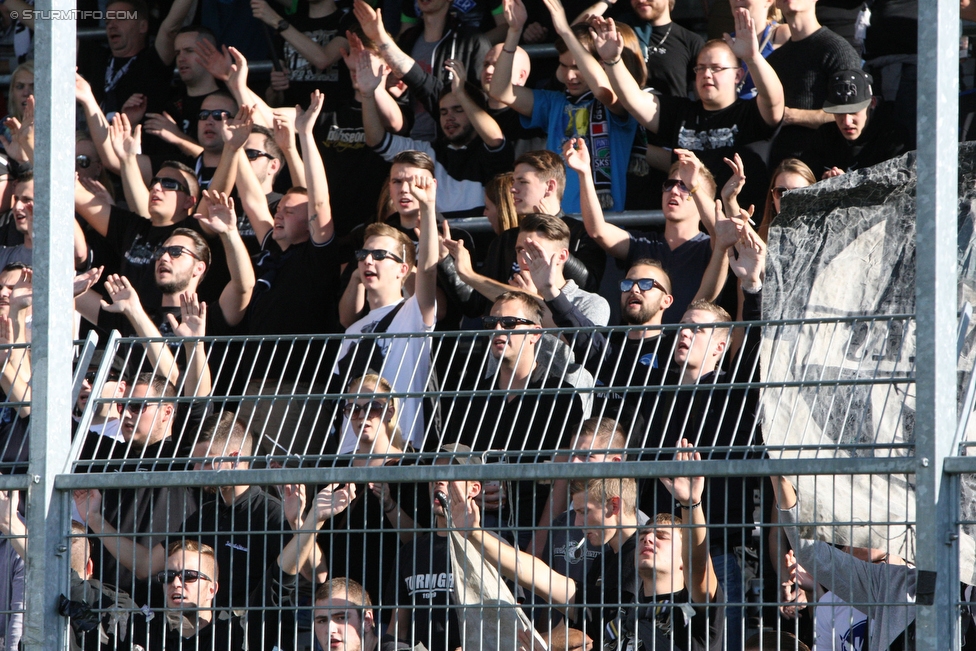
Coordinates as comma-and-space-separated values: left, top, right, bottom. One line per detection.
485, 172, 519, 233
570, 477, 637, 516
8, 61, 33, 121
760, 158, 815, 241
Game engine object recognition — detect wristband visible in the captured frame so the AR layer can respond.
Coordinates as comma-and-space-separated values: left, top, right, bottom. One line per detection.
276, 19, 291, 33
681, 501, 702, 509
384, 502, 397, 514
603, 57, 621, 66
688, 183, 700, 195
502, 46, 517, 54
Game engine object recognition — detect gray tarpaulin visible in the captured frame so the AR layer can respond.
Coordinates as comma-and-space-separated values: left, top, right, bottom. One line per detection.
762, 143, 976, 583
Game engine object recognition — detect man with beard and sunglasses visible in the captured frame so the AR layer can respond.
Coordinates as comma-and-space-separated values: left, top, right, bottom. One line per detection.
74, 191, 254, 344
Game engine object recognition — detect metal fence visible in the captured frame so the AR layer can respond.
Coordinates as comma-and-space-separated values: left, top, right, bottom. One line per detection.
0, 312, 969, 650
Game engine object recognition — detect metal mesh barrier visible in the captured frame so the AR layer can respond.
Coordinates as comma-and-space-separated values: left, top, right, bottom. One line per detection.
1, 315, 969, 650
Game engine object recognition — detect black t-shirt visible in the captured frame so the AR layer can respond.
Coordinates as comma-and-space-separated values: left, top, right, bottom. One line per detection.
589, 332, 673, 434
654, 97, 775, 211
178, 487, 286, 611
78, 44, 174, 117
102, 207, 211, 311
610, 14, 704, 98
279, 3, 356, 110
864, 0, 917, 58
578, 530, 640, 649
626, 586, 725, 651
138, 610, 247, 651
391, 532, 461, 651
626, 231, 712, 325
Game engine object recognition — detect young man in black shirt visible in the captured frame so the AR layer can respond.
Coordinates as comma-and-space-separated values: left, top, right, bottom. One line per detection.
804, 69, 913, 178
316, 578, 412, 651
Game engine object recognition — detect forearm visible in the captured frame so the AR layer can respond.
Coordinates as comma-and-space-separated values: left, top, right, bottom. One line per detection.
168, 131, 206, 158
278, 517, 326, 576
74, 219, 90, 270
85, 515, 161, 579
2, 516, 26, 559
81, 101, 122, 174
338, 277, 366, 328
692, 190, 717, 239
745, 55, 784, 125
125, 307, 180, 382
378, 39, 418, 80
120, 155, 151, 219
603, 61, 657, 126
457, 91, 504, 147
282, 145, 306, 188
783, 107, 831, 128
0, 348, 30, 416
373, 85, 406, 133
209, 143, 241, 198
283, 30, 340, 71
235, 152, 275, 242
489, 30, 521, 105
299, 131, 334, 242
219, 230, 256, 326
182, 341, 212, 397
578, 169, 630, 259
361, 95, 388, 147
693, 241, 730, 302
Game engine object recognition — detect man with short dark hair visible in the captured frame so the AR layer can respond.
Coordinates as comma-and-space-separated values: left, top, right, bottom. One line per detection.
315, 578, 411, 651
803, 69, 913, 178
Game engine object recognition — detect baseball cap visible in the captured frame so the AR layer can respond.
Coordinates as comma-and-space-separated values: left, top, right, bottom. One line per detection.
823, 69, 874, 114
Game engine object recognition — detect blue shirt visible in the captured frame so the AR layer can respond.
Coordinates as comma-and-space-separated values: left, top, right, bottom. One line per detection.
521, 89, 638, 213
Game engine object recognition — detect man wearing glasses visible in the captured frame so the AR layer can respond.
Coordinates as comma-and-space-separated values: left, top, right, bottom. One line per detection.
593, 9, 785, 211
444, 290, 585, 544
335, 155, 438, 454
133, 540, 246, 651
193, 92, 243, 192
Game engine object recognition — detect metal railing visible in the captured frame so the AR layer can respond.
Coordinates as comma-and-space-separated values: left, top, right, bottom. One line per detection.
0, 309, 972, 649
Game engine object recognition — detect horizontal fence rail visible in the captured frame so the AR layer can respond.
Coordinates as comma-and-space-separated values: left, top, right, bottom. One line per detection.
2, 315, 974, 650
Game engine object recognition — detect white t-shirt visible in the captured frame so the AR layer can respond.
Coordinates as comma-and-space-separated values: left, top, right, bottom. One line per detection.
815, 591, 870, 651
335, 296, 434, 452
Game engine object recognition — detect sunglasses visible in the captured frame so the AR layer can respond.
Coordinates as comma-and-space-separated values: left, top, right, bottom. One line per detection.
152, 245, 202, 261
620, 278, 668, 293
157, 569, 213, 584
120, 401, 157, 415
76, 154, 93, 169
342, 400, 390, 418
199, 109, 231, 121
244, 148, 275, 161
771, 186, 794, 199
354, 248, 405, 264
149, 176, 190, 194
84, 371, 120, 384
662, 179, 690, 193
482, 316, 537, 330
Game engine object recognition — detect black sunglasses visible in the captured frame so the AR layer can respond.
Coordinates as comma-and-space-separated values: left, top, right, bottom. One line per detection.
482, 316, 537, 330
354, 248, 405, 264
772, 186, 793, 199
662, 179, 690, 193
152, 245, 202, 261
84, 370, 120, 384
199, 109, 231, 121
620, 278, 668, 293
245, 148, 275, 161
157, 569, 213, 584
76, 154, 92, 169
149, 176, 190, 194
342, 400, 390, 418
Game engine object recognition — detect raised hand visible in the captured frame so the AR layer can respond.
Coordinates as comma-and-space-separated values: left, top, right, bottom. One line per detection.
194, 38, 233, 82
109, 112, 142, 160
75, 71, 96, 106
100, 274, 141, 316
120, 92, 148, 126
520, 237, 560, 299
73, 266, 104, 297
721, 152, 746, 214
281, 483, 307, 529
294, 90, 325, 135
674, 148, 705, 194
503, 0, 528, 32
445, 59, 467, 95
408, 174, 436, 212
79, 177, 116, 206
8, 268, 31, 313
369, 482, 397, 513
541, 0, 571, 35
353, 0, 387, 43
448, 480, 480, 531
1, 117, 25, 162
143, 111, 182, 145
221, 104, 255, 151
312, 483, 357, 523
226, 47, 251, 94
562, 137, 590, 174
659, 439, 704, 507
195, 190, 237, 234
727, 220, 765, 284
724, 8, 760, 61
713, 200, 745, 252
591, 17, 623, 62
442, 237, 473, 278
166, 292, 208, 338
250, 0, 282, 26
356, 50, 386, 96
73, 488, 102, 523
822, 166, 845, 180
522, 22, 549, 44
269, 66, 291, 92
271, 110, 298, 152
